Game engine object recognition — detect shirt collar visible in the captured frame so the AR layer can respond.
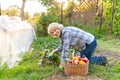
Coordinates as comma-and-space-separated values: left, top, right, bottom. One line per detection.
59, 29, 63, 38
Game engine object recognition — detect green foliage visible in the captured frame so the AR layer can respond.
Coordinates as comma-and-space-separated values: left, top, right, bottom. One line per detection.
63, 0, 75, 25
40, 0, 58, 8
1, 0, 120, 79
0, 37, 120, 80
102, 0, 120, 38
32, 36, 59, 51
0, 37, 60, 80
36, 0, 62, 37
2, 7, 19, 16
36, 0, 77, 37
36, 13, 49, 37
24, 12, 30, 20
89, 61, 120, 80
36, 9, 60, 37
48, 53, 60, 64
70, 22, 110, 39
0, 63, 58, 80
37, 0, 120, 39
97, 39, 120, 53
113, 1, 120, 38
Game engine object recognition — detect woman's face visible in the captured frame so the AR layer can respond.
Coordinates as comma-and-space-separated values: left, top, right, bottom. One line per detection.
51, 29, 60, 37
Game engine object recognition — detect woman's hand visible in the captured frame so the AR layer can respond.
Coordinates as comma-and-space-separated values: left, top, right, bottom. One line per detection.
52, 50, 55, 53
52, 49, 56, 54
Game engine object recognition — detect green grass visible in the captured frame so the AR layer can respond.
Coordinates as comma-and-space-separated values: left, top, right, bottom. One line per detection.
97, 39, 120, 53
89, 61, 120, 80
0, 37, 120, 80
0, 61, 58, 80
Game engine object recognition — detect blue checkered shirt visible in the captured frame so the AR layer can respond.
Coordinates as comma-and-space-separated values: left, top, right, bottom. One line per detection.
54, 27, 94, 62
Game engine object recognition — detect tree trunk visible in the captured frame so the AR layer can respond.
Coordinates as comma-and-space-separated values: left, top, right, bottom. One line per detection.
96, 0, 98, 13
99, 2, 103, 30
20, 0, 26, 20
60, 2, 63, 24
109, 0, 114, 35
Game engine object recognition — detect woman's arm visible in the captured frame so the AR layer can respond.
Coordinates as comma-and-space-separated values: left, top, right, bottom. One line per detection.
53, 40, 62, 53
61, 31, 71, 62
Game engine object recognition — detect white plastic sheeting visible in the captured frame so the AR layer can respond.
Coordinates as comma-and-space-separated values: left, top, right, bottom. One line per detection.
0, 16, 36, 68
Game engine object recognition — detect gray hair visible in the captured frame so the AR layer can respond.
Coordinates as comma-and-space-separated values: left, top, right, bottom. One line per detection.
47, 22, 63, 36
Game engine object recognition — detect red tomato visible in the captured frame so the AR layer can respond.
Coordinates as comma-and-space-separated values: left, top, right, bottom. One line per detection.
82, 58, 88, 63
69, 59, 73, 64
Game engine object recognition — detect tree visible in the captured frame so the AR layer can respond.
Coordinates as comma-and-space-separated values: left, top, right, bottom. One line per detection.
36, 0, 61, 36
39, 0, 56, 8
109, 0, 114, 35
7, 5, 20, 16
20, 0, 27, 20
64, 0, 75, 25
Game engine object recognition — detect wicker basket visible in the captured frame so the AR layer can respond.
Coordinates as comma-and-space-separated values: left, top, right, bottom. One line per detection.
64, 63, 89, 76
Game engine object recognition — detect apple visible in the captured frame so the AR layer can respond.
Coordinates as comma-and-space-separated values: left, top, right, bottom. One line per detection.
74, 60, 79, 65
77, 56, 81, 60
82, 58, 88, 63
69, 59, 73, 64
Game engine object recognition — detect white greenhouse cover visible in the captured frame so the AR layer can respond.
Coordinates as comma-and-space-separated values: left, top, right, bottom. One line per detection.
0, 16, 36, 68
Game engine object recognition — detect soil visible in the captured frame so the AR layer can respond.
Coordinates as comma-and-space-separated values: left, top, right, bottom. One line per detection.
47, 72, 103, 80
45, 49, 120, 80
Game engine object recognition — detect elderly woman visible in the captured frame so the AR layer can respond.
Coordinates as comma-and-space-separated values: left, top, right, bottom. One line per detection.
47, 22, 107, 66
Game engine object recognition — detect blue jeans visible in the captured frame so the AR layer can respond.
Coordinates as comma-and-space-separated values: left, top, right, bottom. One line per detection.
80, 39, 107, 65
80, 38, 97, 60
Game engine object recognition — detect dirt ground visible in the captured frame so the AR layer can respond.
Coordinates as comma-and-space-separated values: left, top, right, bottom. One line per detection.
47, 72, 103, 80
46, 50, 120, 80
